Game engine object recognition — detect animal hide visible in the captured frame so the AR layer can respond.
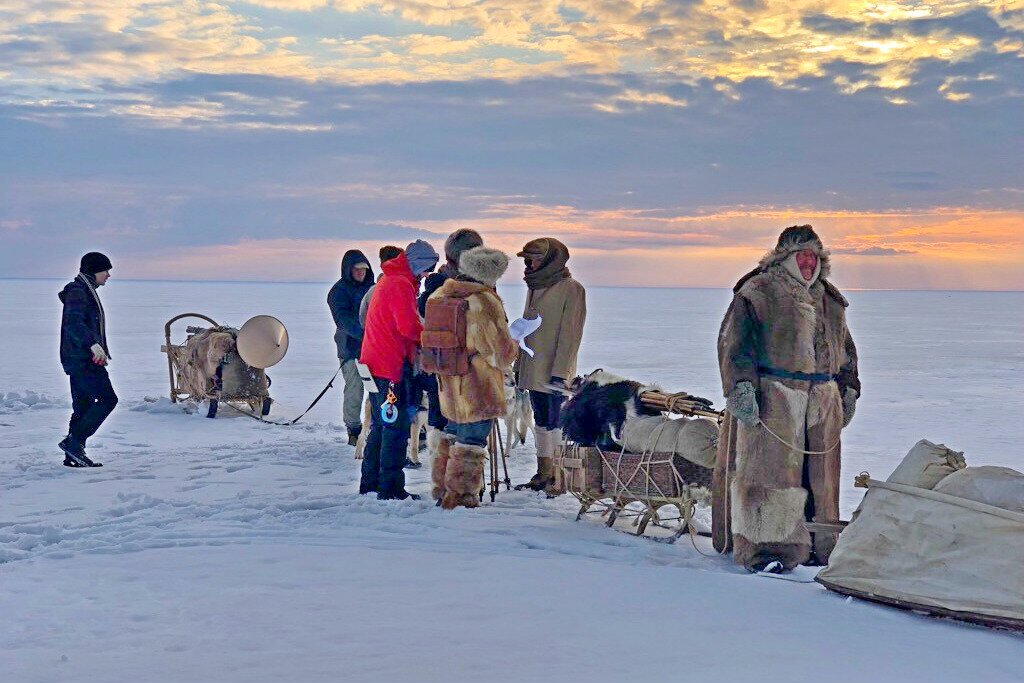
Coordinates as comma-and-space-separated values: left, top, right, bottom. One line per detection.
559, 369, 660, 446
715, 248, 859, 571
431, 279, 518, 424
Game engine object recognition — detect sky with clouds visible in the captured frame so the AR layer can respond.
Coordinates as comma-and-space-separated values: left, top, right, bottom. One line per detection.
1, 0, 1022, 289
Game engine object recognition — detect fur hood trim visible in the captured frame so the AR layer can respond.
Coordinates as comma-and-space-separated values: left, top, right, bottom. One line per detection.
459, 246, 509, 287
758, 225, 831, 280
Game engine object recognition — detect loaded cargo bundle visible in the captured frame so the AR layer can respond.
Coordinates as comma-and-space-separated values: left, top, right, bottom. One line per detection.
817, 439, 1024, 631
161, 313, 289, 419
551, 370, 723, 542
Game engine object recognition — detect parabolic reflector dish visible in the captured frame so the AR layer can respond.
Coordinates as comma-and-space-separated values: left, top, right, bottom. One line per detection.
236, 315, 289, 369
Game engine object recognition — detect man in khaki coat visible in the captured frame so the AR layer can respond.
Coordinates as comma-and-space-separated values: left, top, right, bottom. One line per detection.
512, 238, 587, 491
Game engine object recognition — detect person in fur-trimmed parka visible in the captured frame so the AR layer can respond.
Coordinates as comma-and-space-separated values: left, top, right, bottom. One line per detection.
713, 225, 860, 572
430, 246, 519, 509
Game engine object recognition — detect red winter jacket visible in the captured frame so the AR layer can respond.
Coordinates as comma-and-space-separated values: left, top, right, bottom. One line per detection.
359, 252, 423, 382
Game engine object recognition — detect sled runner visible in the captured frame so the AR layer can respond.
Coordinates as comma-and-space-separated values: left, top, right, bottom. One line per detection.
161, 313, 287, 419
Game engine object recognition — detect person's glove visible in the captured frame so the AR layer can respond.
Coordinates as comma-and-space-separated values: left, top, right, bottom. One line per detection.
842, 387, 858, 428
726, 381, 759, 427
90, 343, 108, 366
549, 376, 567, 390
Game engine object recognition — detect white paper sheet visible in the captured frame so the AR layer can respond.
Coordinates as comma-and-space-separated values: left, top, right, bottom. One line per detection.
508, 316, 542, 357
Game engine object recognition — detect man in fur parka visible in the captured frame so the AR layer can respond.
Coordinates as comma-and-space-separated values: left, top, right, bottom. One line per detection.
430, 246, 519, 509
713, 225, 860, 573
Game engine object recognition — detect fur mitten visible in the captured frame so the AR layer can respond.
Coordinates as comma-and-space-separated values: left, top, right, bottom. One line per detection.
842, 387, 858, 428
726, 381, 759, 427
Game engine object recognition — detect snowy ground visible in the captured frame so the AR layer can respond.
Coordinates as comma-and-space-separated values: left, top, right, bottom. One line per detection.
2, 279, 1023, 682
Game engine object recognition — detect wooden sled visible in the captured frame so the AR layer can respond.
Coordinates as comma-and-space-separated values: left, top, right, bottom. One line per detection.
161, 313, 272, 418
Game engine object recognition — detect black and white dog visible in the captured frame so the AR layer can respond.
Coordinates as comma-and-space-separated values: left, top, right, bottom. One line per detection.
559, 369, 660, 446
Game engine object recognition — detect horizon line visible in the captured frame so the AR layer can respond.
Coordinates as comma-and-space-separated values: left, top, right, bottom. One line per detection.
3, 276, 1024, 294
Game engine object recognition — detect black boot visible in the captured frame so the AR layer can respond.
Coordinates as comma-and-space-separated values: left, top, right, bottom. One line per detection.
59, 436, 101, 467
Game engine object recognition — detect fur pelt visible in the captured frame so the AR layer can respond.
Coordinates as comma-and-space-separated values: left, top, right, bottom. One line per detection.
407, 393, 428, 464
354, 397, 372, 460
714, 237, 859, 571
458, 246, 509, 287
441, 442, 485, 509
431, 433, 452, 501
504, 371, 534, 454
559, 369, 660, 446
431, 279, 518, 424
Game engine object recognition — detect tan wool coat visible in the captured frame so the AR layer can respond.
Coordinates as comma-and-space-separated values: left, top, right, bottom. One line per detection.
713, 248, 859, 571
515, 277, 587, 392
431, 279, 519, 424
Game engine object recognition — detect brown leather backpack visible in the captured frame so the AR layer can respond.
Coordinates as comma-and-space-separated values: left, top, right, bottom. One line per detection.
421, 297, 470, 375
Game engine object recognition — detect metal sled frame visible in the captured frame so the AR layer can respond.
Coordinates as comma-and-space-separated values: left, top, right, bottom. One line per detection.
161, 313, 271, 417
560, 442, 711, 544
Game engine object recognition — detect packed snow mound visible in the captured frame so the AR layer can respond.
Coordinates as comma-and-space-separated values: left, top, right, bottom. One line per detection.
934, 466, 1024, 513
0, 391, 67, 414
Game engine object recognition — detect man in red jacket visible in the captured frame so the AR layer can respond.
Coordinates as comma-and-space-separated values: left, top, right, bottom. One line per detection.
359, 240, 439, 499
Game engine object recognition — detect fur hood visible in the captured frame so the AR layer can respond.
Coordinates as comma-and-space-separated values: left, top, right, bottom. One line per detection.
758, 224, 831, 280
733, 225, 847, 306
459, 246, 509, 287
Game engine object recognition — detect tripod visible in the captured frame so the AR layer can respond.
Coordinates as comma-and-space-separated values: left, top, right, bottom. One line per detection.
482, 419, 512, 502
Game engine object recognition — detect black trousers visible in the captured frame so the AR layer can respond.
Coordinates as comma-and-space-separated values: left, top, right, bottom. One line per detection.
68, 364, 118, 444
361, 372, 412, 498
530, 390, 564, 430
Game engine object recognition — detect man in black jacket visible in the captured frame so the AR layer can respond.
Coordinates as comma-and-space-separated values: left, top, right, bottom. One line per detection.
328, 250, 374, 445
58, 252, 118, 467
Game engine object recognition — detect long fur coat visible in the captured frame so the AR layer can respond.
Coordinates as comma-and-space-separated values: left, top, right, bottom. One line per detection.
431, 279, 519, 425
713, 237, 860, 570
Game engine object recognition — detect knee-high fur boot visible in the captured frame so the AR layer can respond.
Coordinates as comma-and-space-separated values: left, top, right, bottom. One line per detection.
431, 431, 452, 502
441, 443, 486, 510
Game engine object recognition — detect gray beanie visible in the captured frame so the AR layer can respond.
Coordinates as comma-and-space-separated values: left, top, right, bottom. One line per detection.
444, 228, 483, 267
405, 239, 440, 276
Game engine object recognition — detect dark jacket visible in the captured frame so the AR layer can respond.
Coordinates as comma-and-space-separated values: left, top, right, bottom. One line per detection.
58, 274, 108, 374
418, 265, 455, 316
328, 250, 375, 360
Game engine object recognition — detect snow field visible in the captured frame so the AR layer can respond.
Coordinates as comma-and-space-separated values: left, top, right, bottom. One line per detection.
1, 280, 1023, 681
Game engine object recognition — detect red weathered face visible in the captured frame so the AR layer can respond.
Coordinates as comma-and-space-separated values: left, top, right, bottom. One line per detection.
352, 266, 368, 283
795, 249, 818, 280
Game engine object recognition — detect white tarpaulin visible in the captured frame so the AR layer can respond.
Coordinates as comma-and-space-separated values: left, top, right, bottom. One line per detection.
620, 414, 718, 469
818, 446, 1024, 627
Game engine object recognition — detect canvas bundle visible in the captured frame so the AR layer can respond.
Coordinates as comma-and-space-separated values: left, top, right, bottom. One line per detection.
619, 414, 719, 469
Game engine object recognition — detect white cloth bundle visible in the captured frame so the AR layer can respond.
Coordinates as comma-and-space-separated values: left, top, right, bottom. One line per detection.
885, 439, 966, 489
934, 466, 1024, 513
620, 415, 718, 468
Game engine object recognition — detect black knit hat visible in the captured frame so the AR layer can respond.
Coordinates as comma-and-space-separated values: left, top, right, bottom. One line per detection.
80, 252, 113, 275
